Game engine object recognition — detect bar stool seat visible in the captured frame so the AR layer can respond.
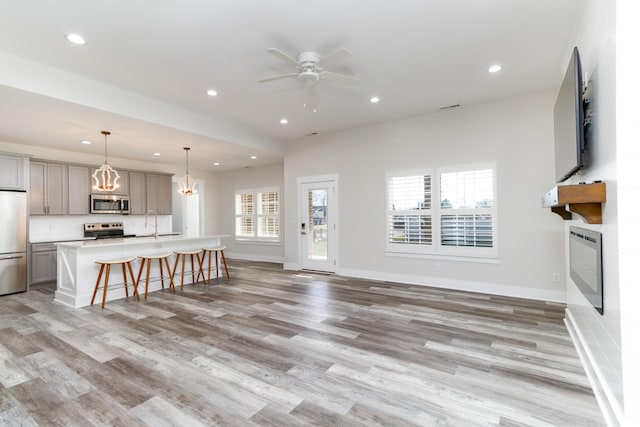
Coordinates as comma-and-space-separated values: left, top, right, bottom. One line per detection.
201, 246, 230, 283
172, 249, 204, 290
136, 252, 176, 298
91, 256, 139, 309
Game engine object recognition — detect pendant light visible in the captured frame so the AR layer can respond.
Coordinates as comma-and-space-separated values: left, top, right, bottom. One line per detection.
178, 147, 198, 196
91, 130, 121, 192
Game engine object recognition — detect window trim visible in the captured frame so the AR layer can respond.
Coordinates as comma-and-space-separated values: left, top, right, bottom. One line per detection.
235, 187, 281, 242
386, 163, 498, 260
386, 169, 435, 255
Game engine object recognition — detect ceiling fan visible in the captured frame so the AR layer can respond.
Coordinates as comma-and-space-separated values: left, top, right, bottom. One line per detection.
257, 48, 359, 109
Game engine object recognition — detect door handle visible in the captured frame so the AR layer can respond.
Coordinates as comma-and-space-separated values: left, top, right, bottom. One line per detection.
0, 254, 24, 260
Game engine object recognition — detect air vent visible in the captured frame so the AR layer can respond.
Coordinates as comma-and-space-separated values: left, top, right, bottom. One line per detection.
439, 104, 461, 110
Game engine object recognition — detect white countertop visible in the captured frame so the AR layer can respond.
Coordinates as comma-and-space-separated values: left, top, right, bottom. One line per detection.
55, 234, 227, 248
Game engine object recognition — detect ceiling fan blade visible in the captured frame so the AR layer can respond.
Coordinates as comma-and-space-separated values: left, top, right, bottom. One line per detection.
257, 73, 299, 83
266, 48, 301, 67
317, 48, 352, 68
320, 71, 360, 82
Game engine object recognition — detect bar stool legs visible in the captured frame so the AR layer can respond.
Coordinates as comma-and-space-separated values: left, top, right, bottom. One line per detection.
201, 246, 230, 283
172, 250, 204, 290
136, 253, 176, 298
91, 257, 139, 309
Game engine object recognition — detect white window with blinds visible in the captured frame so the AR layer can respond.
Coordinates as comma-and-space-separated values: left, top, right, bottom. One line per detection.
386, 164, 497, 259
235, 188, 280, 241
438, 166, 496, 257
386, 170, 435, 254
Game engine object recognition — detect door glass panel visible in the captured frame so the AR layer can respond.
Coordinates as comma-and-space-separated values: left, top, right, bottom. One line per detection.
307, 189, 328, 261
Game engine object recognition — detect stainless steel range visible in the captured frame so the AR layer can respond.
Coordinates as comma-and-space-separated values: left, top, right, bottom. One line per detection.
84, 222, 136, 239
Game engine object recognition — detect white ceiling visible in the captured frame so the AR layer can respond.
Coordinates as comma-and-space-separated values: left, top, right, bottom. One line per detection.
0, 0, 581, 171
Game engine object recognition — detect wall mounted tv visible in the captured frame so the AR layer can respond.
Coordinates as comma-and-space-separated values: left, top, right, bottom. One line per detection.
554, 47, 588, 183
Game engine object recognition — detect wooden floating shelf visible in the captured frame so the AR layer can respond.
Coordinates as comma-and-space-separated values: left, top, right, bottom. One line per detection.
542, 182, 606, 224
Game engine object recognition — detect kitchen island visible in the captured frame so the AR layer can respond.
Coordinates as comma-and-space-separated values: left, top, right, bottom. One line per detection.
55, 234, 227, 308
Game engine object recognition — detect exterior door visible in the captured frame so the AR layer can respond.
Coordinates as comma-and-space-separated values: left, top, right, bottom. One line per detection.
299, 179, 337, 272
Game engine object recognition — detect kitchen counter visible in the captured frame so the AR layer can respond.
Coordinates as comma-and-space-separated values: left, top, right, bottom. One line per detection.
55, 234, 227, 308
30, 232, 182, 244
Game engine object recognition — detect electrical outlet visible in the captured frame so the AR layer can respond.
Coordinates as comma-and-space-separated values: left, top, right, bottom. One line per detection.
552, 273, 561, 283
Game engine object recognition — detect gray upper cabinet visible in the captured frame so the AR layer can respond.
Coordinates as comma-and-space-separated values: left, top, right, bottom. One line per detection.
0, 154, 28, 191
28, 158, 172, 217
129, 172, 147, 215
89, 167, 129, 195
68, 165, 90, 215
30, 161, 66, 215
146, 173, 173, 215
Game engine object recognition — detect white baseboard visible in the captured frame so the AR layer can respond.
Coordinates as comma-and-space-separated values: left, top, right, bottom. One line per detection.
283, 262, 300, 271
224, 252, 284, 264
565, 309, 622, 427
337, 267, 566, 302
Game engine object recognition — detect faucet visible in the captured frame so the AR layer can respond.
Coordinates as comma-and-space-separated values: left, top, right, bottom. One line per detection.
145, 209, 158, 239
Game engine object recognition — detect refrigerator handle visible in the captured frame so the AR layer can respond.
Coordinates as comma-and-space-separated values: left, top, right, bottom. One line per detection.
0, 254, 25, 260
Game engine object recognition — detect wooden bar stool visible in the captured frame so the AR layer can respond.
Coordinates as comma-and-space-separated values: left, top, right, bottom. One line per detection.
91, 257, 139, 309
201, 246, 230, 283
136, 253, 176, 298
172, 249, 204, 290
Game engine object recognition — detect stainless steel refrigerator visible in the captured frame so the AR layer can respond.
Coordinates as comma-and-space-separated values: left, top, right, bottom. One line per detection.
0, 191, 27, 295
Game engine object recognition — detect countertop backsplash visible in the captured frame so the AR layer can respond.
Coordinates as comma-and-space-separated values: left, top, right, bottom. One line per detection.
29, 214, 173, 243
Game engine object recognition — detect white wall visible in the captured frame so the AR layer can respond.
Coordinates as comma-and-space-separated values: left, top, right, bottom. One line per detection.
617, 1, 640, 425
284, 91, 566, 301
215, 163, 284, 262
559, 1, 629, 425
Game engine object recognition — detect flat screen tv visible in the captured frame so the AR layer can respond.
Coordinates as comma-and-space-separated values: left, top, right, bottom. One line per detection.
554, 47, 587, 183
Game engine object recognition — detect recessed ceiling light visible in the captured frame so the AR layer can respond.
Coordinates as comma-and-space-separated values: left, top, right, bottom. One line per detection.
81, 140, 91, 145
369, 96, 380, 103
206, 89, 218, 97
280, 118, 288, 124
213, 162, 220, 166
152, 152, 161, 156
488, 64, 502, 73
250, 156, 257, 160
66, 34, 86, 45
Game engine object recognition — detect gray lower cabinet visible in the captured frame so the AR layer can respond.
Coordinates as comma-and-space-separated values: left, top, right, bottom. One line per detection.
30, 243, 57, 285
68, 165, 90, 214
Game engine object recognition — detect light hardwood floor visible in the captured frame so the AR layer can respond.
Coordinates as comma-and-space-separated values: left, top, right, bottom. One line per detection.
0, 260, 604, 426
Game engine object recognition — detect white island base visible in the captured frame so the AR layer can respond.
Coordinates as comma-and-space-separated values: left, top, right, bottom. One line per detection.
55, 235, 226, 308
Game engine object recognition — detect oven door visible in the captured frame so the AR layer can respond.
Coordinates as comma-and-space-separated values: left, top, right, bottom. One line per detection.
90, 195, 123, 214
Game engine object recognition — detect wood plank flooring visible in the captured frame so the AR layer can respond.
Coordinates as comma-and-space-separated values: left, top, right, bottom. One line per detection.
0, 260, 604, 426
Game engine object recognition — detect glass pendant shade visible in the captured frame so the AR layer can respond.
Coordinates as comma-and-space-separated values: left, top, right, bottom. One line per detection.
91, 131, 120, 192
178, 147, 198, 196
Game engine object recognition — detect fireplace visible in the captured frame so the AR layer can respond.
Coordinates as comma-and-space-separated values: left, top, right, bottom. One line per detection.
569, 226, 603, 314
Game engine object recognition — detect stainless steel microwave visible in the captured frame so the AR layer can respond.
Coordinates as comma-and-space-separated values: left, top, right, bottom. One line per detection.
90, 194, 130, 214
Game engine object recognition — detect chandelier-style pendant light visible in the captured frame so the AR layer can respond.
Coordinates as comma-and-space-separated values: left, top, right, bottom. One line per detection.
91, 130, 121, 192
178, 147, 198, 196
